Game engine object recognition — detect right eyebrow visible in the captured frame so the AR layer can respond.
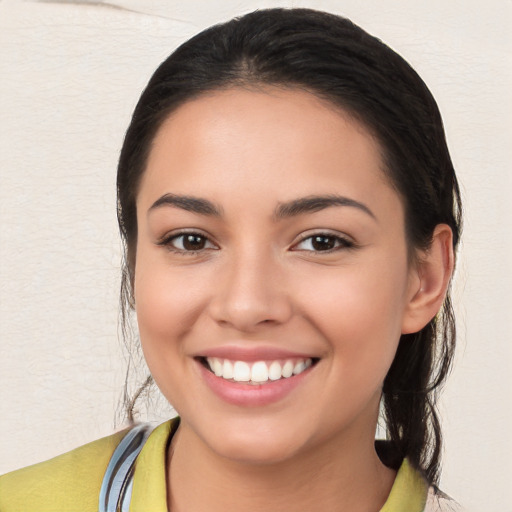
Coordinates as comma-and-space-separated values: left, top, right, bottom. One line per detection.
148, 193, 223, 217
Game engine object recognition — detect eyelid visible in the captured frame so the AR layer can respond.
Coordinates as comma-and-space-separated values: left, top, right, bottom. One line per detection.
155, 228, 355, 254
156, 229, 219, 253
290, 230, 356, 252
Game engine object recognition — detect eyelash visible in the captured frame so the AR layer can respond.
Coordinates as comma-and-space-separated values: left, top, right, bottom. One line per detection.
157, 231, 217, 254
157, 231, 355, 255
292, 233, 355, 253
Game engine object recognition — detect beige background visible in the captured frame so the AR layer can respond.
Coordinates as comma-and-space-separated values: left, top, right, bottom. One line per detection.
1, 1, 511, 510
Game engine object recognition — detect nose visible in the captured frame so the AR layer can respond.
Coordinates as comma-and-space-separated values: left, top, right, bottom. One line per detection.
208, 249, 293, 332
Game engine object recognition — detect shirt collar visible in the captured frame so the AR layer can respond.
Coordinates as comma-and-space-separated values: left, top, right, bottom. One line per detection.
130, 418, 427, 512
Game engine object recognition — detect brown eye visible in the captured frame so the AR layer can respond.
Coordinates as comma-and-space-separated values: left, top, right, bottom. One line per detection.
293, 233, 353, 252
182, 234, 207, 250
311, 235, 336, 251
161, 232, 217, 253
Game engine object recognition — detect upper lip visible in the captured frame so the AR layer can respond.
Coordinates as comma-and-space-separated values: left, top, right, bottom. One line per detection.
195, 344, 320, 362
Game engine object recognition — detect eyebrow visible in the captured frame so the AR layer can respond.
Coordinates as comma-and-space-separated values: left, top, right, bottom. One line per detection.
274, 195, 376, 221
149, 193, 223, 216
148, 193, 376, 221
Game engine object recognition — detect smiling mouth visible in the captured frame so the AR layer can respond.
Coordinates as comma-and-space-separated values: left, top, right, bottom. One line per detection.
198, 357, 319, 385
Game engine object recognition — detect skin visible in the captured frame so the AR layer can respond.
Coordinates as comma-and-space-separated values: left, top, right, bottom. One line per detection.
134, 87, 454, 512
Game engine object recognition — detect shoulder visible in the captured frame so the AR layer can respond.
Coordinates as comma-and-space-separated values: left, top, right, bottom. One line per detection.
0, 428, 129, 512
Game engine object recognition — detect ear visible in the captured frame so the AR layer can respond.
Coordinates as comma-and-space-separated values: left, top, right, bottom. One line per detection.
401, 224, 455, 334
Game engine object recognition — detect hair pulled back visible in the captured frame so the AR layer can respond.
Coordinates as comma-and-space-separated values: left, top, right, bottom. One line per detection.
117, 8, 462, 485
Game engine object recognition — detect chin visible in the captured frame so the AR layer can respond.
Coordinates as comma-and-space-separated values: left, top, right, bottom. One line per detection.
216, 437, 302, 466
200, 416, 308, 466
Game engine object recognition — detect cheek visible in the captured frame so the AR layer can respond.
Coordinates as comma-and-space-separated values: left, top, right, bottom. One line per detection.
299, 264, 407, 334
296, 262, 408, 375
133, 259, 213, 407
133, 254, 210, 350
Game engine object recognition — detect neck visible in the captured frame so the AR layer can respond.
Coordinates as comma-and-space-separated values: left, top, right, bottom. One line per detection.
167, 421, 396, 512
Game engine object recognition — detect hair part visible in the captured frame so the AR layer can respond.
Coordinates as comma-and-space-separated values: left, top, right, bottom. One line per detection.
116, 7, 462, 485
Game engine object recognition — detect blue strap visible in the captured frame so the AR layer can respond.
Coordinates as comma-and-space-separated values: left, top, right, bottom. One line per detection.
99, 423, 154, 512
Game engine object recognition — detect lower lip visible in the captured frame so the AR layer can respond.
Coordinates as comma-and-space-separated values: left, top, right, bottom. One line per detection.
197, 361, 313, 407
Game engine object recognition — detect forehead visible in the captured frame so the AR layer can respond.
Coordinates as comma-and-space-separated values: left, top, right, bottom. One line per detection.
138, 87, 398, 216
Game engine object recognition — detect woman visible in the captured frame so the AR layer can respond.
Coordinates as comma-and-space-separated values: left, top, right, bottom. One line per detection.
0, 8, 462, 512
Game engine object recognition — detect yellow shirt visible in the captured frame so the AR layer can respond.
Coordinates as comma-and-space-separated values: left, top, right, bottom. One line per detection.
0, 418, 429, 512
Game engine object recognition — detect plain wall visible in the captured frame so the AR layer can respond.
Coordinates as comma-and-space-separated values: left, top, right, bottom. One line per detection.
1, 1, 511, 510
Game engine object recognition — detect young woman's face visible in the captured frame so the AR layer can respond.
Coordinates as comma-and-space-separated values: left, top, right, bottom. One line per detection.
134, 88, 421, 464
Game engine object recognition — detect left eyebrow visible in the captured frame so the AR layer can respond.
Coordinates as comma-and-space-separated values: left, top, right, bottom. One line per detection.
274, 195, 376, 221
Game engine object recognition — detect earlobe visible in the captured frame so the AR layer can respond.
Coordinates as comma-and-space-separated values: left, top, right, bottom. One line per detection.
401, 224, 455, 334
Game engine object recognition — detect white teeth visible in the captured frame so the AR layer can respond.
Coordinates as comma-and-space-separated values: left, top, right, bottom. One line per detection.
251, 361, 269, 382
268, 361, 282, 381
233, 361, 251, 382
205, 357, 314, 383
223, 359, 234, 379
281, 360, 294, 378
293, 361, 306, 375
212, 357, 223, 377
